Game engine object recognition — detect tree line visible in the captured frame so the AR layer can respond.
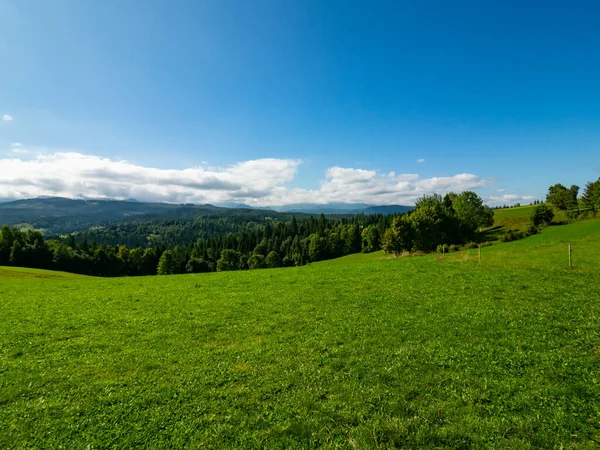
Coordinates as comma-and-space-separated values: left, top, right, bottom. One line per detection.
544, 177, 600, 216
381, 191, 494, 254
0, 214, 392, 277
0, 190, 499, 276
528, 176, 600, 228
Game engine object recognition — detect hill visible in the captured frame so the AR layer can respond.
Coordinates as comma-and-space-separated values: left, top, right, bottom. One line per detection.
272, 202, 413, 215
491, 204, 568, 232
0, 197, 302, 235
0, 266, 85, 280
2, 219, 599, 447
0, 197, 410, 235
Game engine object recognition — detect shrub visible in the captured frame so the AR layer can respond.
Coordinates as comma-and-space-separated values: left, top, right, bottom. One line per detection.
247, 254, 265, 270
186, 257, 210, 273
578, 210, 596, 220
448, 244, 460, 253
500, 230, 521, 242
464, 242, 478, 250
530, 204, 554, 227
525, 224, 539, 236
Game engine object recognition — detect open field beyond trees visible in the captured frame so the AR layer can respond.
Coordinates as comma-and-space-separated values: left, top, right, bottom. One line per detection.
1, 219, 600, 448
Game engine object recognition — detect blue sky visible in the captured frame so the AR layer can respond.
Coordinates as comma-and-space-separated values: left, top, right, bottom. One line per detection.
1, 0, 599, 205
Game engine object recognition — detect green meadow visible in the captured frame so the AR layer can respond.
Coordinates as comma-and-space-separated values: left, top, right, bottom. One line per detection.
1, 219, 600, 448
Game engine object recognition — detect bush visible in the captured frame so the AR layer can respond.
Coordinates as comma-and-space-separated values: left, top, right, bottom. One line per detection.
247, 254, 265, 270
448, 244, 460, 253
578, 210, 596, 220
186, 257, 210, 273
525, 224, 539, 236
464, 242, 478, 250
500, 230, 519, 242
530, 204, 554, 227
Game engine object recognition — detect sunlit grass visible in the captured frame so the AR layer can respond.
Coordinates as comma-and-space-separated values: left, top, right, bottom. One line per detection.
1, 220, 600, 448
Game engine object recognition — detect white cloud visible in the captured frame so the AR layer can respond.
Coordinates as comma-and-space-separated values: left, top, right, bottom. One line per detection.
2, 114, 13, 121
259, 167, 490, 206
11, 142, 21, 147
496, 188, 505, 192
10, 148, 29, 154
0, 151, 493, 206
416, 158, 425, 163
485, 194, 536, 207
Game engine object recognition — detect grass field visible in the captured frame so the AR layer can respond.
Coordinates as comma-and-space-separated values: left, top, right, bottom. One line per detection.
0, 266, 85, 281
1, 220, 600, 448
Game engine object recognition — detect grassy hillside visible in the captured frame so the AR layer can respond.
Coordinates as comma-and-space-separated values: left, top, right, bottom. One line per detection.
1, 220, 600, 448
0, 266, 85, 281
491, 205, 571, 233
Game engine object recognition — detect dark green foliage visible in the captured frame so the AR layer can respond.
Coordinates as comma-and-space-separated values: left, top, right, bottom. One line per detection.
381, 215, 414, 253
308, 234, 328, 262
247, 254, 266, 270
546, 184, 579, 212
157, 250, 177, 275
0, 211, 396, 276
525, 224, 539, 236
265, 251, 282, 268
499, 229, 533, 242
186, 257, 210, 273
360, 225, 380, 253
383, 191, 491, 253
582, 178, 600, 212
530, 204, 554, 227
452, 191, 494, 231
0, 225, 53, 269
216, 249, 245, 272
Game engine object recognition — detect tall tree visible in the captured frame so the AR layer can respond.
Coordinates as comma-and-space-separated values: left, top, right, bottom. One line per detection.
452, 191, 493, 233
157, 250, 177, 275
582, 178, 600, 212
546, 184, 579, 212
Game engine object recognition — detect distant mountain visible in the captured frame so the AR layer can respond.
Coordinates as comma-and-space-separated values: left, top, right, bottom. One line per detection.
195, 201, 413, 215
268, 203, 413, 215
215, 202, 272, 210
0, 197, 413, 235
0, 197, 280, 235
361, 205, 414, 215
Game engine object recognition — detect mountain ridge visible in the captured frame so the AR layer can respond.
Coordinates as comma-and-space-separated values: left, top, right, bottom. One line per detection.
0, 197, 412, 235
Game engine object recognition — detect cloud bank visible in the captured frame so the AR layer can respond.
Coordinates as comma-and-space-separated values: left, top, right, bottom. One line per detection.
485, 194, 536, 206
0, 150, 502, 206
2, 114, 13, 121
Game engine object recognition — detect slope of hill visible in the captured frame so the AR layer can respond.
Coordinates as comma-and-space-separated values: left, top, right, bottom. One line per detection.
0, 266, 86, 280
0, 197, 297, 235
2, 219, 599, 447
272, 202, 413, 215
0, 197, 411, 235
493, 204, 573, 230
